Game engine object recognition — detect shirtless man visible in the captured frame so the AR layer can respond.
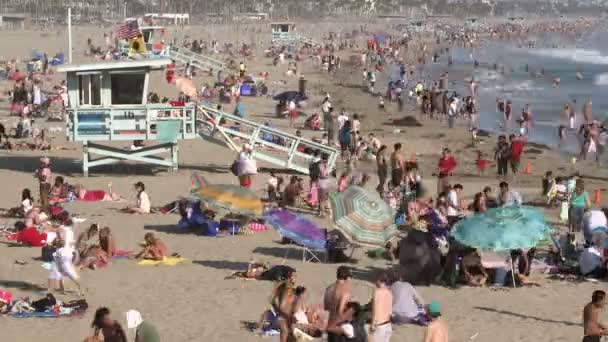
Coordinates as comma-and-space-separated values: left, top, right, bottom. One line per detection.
371, 273, 393, 342
390, 143, 405, 187
424, 301, 448, 342
324, 266, 353, 342
583, 290, 607, 342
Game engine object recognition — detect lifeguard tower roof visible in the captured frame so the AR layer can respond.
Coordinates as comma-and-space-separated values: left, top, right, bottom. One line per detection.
57, 58, 171, 73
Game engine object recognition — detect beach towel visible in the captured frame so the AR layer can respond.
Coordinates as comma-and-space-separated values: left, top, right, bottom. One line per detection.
79, 190, 106, 202
137, 257, 186, 266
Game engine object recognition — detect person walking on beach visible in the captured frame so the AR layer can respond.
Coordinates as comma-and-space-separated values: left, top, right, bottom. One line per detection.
509, 134, 526, 177
376, 145, 389, 195
495, 135, 510, 177
505, 100, 513, 132
390, 143, 405, 187
322, 95, 335, 145
325, 266, 353, 342
583, 290, 607, 342
423, 301, 448, 342
437, 148, 457, 195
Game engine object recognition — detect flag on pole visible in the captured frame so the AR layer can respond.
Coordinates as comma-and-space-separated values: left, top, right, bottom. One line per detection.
116, 20, 140, 40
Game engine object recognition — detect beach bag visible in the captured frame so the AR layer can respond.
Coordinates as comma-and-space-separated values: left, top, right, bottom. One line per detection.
230, 160, 239, 176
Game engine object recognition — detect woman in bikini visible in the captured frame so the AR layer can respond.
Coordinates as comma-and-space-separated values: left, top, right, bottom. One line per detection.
49, 176, 68, 205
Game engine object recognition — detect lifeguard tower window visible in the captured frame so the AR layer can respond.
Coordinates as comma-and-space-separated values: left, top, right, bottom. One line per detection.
78, 74, 101, 106
110, 72, 145, 105
280, 25, 289, 33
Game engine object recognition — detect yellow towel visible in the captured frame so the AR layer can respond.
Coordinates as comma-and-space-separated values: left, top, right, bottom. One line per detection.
137, 257, 187, 266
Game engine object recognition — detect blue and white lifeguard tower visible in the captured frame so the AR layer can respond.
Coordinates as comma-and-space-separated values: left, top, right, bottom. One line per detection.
57, 59, 197, 176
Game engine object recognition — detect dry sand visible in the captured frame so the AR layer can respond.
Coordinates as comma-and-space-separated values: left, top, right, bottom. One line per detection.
1, 23, 607, 342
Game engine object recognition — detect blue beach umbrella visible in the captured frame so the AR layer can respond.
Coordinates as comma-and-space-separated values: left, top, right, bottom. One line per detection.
451, 206, 551, 287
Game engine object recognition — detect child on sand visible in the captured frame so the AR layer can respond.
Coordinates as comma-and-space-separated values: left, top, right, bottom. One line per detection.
135, 233, 167, 261
476, 151, 488, 176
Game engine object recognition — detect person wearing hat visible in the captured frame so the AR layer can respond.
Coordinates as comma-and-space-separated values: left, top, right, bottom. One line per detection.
423, 301, 448, 342
126, 309, 160, 342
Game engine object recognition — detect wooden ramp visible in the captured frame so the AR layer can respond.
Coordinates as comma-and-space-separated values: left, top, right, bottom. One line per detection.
170, 47, 225, 72
196, 104, 338, 175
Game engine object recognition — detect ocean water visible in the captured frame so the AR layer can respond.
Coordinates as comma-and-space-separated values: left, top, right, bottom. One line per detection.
411, 32, 608, 153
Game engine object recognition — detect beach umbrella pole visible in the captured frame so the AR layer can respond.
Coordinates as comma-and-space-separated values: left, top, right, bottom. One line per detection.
510, 259, 516, 288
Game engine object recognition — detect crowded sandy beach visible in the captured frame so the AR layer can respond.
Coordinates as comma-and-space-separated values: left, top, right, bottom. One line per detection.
1, 12, 608, 342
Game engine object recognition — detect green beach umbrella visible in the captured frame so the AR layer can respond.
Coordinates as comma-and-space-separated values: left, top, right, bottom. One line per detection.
330, 186, 398, 247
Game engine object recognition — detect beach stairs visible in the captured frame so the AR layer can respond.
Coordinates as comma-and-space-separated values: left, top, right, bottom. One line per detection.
196, 104, 339, 175
169, 47, 225, 72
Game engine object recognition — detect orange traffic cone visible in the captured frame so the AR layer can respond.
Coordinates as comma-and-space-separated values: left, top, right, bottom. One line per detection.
525, 161, 532, 175
594, 189, 601, 205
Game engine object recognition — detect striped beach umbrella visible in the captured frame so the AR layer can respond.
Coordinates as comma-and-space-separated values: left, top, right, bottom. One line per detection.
330, 186, 398, 246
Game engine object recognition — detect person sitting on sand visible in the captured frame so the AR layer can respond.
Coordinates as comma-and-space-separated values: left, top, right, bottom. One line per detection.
75, 184, 122, 202
135, 233, 167, 261
24, 206, 49, 227
79, 226, 117, 270
84, 307, 128, 342
124, 182, 150, 214
291, 286, 327, 337
49, 176, 68, 205
507, 249, 540, 287
77, 224, 100, 255
462, 249, 488, 287
2, 188, 34, 218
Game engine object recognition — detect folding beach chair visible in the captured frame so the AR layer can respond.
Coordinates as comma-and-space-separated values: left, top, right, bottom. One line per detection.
280, 229, 328, 263
282, 239, 327, 263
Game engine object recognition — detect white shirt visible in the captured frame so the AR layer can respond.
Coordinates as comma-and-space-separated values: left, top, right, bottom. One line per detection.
340, 323, 355, 338
584, 210, 607, 230
447, 189, 460, 216
322, 101, 332, 114
137, 191, 151, 213
21, 199, 33, 214
337, 115, 348, 129
579, 247, 603, 275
